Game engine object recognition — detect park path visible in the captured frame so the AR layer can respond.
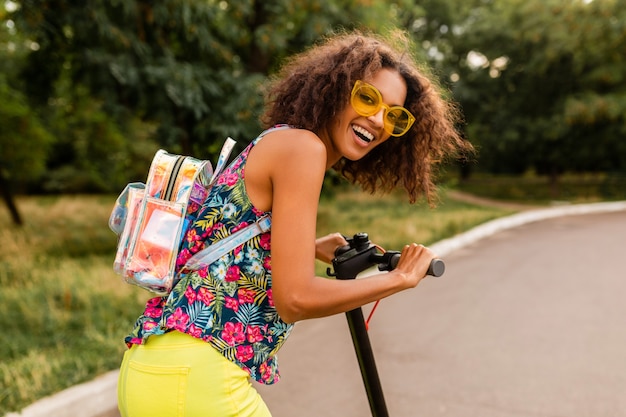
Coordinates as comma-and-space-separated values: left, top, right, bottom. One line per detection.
256, 210, 626, 417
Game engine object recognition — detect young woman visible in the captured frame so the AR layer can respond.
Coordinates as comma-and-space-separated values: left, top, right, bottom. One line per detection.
117, 30, 471, 417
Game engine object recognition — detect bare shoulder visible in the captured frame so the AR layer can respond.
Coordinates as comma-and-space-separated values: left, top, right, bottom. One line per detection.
250, 128, 327, 179
254, 128, 327, 162
244, 128, 327, 212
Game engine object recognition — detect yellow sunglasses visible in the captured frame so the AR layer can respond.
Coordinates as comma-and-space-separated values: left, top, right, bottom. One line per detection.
350, 80, 416, 137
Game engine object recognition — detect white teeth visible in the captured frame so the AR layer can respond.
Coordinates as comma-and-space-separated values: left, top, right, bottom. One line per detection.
352, 125, 374, 142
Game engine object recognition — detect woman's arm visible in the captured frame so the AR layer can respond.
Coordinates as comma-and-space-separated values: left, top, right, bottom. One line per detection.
246, 129, 435, 323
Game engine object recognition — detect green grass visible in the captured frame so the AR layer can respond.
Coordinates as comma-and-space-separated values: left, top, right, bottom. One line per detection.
0, 190, 514, 415
314, 188, 516, 276
317, 188, 515, 249
0, 195, 146, 415
454, 173, 626, 204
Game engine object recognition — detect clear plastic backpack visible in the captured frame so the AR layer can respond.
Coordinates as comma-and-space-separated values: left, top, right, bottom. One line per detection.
109, 139, 235, 295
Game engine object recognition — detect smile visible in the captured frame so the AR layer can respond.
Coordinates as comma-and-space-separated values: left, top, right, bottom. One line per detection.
352, 125, 374, 143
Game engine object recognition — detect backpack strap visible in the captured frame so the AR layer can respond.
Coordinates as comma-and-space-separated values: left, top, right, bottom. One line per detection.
178, 214, 272, 274
210, 137, 237, 185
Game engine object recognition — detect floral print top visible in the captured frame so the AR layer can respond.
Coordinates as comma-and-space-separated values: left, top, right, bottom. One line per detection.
125, 126, 294, 385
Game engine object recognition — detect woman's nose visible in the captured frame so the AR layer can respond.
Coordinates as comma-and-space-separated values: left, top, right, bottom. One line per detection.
367, 108, 385, 129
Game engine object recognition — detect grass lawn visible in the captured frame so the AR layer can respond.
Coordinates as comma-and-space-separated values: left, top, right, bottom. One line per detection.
454, 173, 626, 204
0, 189, 515, 415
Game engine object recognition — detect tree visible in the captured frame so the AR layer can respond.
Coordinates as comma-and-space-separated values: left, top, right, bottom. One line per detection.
0, 77, 54, 224
0, 4, 54, 224
448, 0, 626, 185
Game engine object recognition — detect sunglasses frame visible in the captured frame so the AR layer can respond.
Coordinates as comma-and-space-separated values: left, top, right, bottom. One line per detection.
350, 80, 416, 137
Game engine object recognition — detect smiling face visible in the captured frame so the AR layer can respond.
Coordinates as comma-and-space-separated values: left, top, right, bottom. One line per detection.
322, 68, 408, 167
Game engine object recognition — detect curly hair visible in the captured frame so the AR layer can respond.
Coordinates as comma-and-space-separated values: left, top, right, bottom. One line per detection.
261, 30, 472, 204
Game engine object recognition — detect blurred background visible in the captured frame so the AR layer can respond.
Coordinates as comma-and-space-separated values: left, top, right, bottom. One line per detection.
2, 0, 626, 212
1, 0, 625, 414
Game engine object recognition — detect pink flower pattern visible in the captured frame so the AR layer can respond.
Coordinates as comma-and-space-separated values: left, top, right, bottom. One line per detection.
236, 344, 254, 362
222, 322, 245, 346
225, 296, 239, 312
238, 288, 256, 304
197, 287, 214, 305
246, 325, 264, 343
225, 265, 241, 282
166, 307, 190, 331
184, 286, 197, 304
188, 323, 202, 338
259, 233, 271, 250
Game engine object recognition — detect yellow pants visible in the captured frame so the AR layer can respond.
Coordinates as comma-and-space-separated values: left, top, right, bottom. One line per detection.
117, 331, 272, 417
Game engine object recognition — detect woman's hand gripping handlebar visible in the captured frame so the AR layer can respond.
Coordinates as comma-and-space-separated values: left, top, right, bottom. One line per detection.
327, 232, 445, 280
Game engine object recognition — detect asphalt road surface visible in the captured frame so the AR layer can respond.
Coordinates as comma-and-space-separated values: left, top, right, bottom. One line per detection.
256, 211, 626, 417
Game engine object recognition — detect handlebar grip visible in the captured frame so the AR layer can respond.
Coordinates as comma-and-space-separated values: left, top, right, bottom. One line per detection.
389, 255, 445, 277
427, 259, 445, 277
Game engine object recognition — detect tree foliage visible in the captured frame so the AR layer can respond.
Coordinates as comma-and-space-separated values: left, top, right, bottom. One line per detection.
0, 5, 53, 222
2, 0, 422, 200
11, 0, 410, 156
2, 0, 626, 202
449, 0, 626, 177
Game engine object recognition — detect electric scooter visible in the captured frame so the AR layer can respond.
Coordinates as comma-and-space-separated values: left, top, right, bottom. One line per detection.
327, 233, 445, 417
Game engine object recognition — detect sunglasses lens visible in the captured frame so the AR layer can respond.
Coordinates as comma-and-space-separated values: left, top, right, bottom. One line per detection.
385, 109, 413, 136
352, 86, 379, 116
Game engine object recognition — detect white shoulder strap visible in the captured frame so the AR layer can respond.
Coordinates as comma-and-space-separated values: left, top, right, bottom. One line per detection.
180, 215, 272, 273
209, 137, 237, 185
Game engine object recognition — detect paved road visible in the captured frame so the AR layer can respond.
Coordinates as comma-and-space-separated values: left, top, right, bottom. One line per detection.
256, 211, 626, 417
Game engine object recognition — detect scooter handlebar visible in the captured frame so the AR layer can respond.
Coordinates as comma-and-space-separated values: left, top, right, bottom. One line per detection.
378, 251, 445, 277
329, 233, 445, 279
